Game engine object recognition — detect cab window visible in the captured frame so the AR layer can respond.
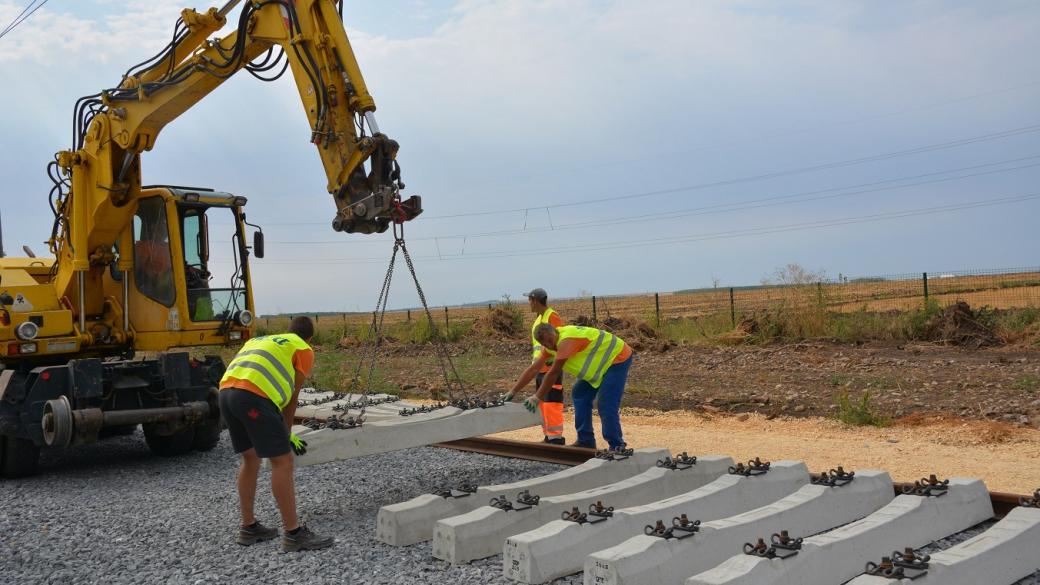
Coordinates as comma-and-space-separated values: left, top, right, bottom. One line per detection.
132, 197, 175, 306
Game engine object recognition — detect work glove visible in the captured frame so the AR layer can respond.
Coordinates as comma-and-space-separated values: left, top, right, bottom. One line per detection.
522, 396, 541, 413
289, 433, 308, 456
503, 392, 515, 402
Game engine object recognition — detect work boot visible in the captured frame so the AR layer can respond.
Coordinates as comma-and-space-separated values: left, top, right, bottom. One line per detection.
543, 437, 566, 446
570, 440, 596, 449
236, 521, 279, 546
281, 525, 334, 553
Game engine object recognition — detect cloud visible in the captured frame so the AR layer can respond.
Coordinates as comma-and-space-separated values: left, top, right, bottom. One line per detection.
1, 1, 1039, 313
0, 1, 187, 65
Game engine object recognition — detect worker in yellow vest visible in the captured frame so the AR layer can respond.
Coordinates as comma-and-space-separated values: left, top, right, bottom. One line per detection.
218, 316, 333, 553
509, 323, 633, 450
522, 288, 566, 445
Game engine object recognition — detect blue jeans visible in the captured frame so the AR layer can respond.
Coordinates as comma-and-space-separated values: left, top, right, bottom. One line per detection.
572, 355, 632, 449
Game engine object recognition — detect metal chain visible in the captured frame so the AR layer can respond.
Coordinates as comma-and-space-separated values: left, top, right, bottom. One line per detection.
344, 191, 468, 423
398, 239, 466, 401
346, 241, 399, 422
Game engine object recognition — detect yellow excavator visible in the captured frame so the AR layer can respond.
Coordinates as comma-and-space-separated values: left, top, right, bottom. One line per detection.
0, 0, 421, 477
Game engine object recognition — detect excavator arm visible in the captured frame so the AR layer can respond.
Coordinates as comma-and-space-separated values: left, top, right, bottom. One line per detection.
38, 0, 420, 352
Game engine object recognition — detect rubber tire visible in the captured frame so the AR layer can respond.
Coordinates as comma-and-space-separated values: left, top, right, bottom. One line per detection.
191, 419, 222, 452
1, 435, 40, 478
98, 424, 138, 438
143, 425, 195, 457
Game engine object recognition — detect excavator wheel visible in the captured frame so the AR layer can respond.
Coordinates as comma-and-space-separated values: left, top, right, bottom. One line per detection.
191, 419, 222, 452
191, 387, 222, 451
99, 424, 139, 438
1, 435, 41, 479
143, 424, 195, 457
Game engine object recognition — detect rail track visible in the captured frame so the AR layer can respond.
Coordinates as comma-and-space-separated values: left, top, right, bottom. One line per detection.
433, 436, 1028, 518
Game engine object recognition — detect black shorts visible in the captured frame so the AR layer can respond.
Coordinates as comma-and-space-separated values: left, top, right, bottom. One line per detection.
219, 388, 290, 459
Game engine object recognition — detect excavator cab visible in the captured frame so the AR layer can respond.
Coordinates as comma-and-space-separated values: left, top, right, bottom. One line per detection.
0, 186, 260, 477
119, 187, 256, 352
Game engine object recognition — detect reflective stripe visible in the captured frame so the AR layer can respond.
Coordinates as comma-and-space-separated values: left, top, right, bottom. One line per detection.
236, 349, 294, 388
576, 330, 606, 381
532, 308, 558, 360
590, 335, 620, 385
227, 360, 289, 405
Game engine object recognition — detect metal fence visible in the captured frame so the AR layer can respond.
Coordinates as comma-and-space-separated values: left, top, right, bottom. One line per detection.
263, 266, 1040, 331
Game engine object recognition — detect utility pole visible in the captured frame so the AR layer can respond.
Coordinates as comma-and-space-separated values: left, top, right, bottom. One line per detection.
0, 209, 6, 258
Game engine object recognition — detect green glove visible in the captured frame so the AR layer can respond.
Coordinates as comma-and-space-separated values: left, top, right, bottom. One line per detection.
289, 433, 308, 456
503, 392, 515, 402
522, 396, 541, 413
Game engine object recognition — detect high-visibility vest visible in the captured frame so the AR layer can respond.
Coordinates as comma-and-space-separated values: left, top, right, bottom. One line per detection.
219, 334, 310, 411
531, 307, 560, 363
543, 325, 625, 389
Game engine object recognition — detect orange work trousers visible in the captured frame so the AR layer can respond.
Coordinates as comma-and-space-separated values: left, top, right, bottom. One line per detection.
535, 371, 565, 439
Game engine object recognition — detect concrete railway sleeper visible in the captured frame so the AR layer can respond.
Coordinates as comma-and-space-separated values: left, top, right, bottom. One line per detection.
393, 437, 1040, 585
432, 453, 733, 564
376, 447, 670, 546
583, 469, 895, 585
501, 460, 810, 583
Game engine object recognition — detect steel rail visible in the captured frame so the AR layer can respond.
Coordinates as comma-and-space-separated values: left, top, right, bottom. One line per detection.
434, 436, 1030, 518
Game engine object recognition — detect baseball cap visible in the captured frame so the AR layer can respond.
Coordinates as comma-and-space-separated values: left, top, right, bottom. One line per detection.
524, 288, 548, 303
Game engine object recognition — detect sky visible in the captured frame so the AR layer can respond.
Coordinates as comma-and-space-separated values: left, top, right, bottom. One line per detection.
1, 0, 1039, 315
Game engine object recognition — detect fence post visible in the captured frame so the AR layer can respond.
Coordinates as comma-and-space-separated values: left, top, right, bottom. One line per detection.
342, 313, 346, 323
816, 282, 823, 306
444, 306, 449, 330
922, 272, 929, 304
654, 292, 660, 327
729, 287, 736, 328
592, 296, 597, 321
407, 309, 411, 321
314, 314, 319, 323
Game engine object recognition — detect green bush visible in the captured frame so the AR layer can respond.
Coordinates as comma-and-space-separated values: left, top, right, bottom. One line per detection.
1012, 374, 1039, 392
995, 307, 1040, 332
903, 300, 942, 340
834, 390, 889, 427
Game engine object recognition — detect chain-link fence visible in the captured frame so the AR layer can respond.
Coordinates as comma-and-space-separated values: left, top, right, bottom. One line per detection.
261, 266, 1040, 335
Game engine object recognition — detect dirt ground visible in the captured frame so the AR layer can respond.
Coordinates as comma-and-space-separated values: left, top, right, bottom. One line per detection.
310, 338, 1040, 494
369, 340, 1040, 426
492, 411, 1040, 495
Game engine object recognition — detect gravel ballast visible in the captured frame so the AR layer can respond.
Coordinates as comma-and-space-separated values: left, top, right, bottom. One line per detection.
2, 433, 1036, 584
0, 432, 579, 585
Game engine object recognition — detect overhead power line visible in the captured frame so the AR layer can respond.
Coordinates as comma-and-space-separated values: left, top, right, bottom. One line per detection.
268, 154, 1040, 245
0, 0, 50, 41
238, 191, 1040, 265
250, 122, 1040, 226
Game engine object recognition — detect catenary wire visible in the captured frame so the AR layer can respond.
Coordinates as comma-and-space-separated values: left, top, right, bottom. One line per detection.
249, 122, 1040, 226
0, 0, 48, 41
263, 154, 1040, 245
222, 191, 1040, 265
